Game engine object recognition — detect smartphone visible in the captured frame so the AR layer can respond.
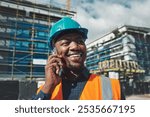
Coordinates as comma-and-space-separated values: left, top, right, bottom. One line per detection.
52, 47, 63, 77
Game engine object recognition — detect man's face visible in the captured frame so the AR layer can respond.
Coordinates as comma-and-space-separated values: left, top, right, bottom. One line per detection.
54, 32, 86, 71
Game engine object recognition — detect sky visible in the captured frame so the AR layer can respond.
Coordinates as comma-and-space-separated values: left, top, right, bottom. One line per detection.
35, 0, 150, 44
75, 0, 150, 44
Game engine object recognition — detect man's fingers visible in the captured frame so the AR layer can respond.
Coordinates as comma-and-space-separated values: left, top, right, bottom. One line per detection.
46, 54, 64, 76
48, 54, 62, 61
48, 58, 62, 65
45, 62, 61, 75
47, 55, 63, 65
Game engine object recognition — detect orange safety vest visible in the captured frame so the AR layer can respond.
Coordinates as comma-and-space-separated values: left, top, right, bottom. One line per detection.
37, 74, 121, 100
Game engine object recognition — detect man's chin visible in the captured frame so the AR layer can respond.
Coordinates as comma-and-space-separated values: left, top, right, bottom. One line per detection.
68, 63, 84, 71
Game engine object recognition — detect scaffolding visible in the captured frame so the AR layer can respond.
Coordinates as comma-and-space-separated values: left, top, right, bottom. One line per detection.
0, 0, 76, 80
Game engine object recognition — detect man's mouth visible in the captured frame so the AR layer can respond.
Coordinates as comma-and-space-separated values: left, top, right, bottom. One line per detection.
65, 52, 85, 66
67, 52, 83, 57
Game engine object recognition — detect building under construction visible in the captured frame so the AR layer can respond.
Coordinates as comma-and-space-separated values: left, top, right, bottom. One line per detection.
86, 25, 150, 96
0, 0, 75, 99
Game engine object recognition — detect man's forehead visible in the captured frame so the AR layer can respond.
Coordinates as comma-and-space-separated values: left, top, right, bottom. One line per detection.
57, 33, 83, 41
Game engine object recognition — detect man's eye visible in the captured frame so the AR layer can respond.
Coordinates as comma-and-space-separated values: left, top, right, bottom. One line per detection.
62, 41, 70, 46
77, 40, 85, 44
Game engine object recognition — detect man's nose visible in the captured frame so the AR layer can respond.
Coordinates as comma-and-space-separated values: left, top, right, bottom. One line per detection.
69, 41, 79, 50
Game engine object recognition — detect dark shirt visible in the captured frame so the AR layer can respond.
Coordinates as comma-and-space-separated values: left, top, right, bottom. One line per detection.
62, 68, 90, 100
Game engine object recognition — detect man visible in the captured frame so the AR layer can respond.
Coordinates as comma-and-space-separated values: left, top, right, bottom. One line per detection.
33, 17, 125, 100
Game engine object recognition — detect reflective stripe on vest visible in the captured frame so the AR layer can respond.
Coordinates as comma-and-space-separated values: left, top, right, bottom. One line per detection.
101, 75, 112, 100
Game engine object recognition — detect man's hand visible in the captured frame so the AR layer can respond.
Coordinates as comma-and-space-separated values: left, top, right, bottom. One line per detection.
41, 54, 63, 94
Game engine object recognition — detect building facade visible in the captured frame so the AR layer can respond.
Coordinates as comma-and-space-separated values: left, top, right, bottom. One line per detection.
86, 25, 150, 95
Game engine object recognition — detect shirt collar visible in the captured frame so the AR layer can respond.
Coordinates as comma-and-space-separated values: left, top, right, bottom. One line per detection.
62, 67, 90, 82
81, 67, 90, 79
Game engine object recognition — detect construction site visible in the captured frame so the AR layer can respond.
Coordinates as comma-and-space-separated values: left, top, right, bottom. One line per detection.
0, 0, 150, 99
86, 25, 150, 96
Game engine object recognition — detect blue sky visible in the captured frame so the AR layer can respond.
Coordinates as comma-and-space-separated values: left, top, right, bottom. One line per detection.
35, 0, 150, 44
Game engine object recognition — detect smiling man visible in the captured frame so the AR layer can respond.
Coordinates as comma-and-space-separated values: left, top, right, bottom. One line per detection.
33, 17, 125, 100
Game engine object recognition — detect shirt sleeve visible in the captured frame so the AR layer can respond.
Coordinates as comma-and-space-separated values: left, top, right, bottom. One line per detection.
32, 90, 51, 100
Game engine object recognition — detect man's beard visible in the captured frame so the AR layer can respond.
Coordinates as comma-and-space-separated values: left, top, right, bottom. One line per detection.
66, 61, 84, 72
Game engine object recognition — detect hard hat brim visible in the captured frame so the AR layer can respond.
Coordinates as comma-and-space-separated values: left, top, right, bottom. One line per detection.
49, 28, 88, 50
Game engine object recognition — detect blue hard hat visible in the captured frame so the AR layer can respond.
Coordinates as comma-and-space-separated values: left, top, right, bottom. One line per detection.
48, 17, 88, 50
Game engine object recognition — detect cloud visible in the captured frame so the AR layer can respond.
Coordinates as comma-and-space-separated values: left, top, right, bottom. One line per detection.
75, 0, 150, 44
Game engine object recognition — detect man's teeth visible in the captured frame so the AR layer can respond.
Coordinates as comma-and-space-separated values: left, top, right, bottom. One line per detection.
71, 54, 80, 57
69, 53, 82, 57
